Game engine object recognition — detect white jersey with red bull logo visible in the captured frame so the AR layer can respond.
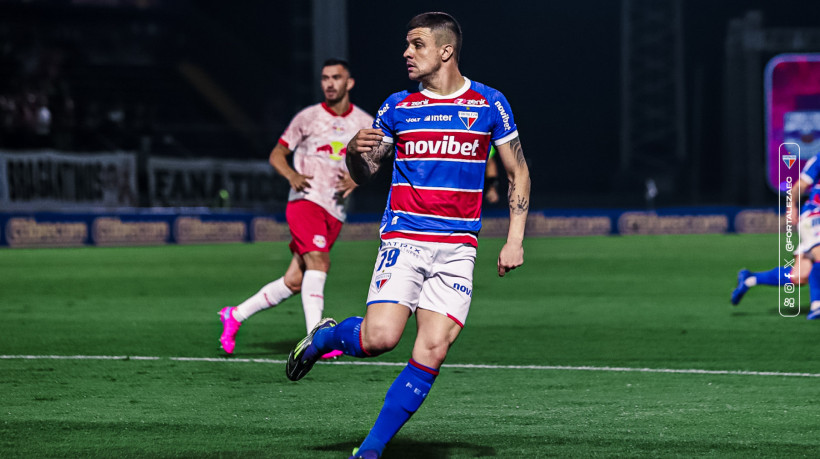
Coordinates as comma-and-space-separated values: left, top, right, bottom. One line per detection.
374, 78, 519, 247
279, 102, 374, 221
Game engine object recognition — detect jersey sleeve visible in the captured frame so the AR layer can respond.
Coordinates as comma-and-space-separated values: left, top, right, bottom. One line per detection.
801, 156, 820, 185
278, 108, 310, 150
373, 94, 401, 144
489, 90, 519, 146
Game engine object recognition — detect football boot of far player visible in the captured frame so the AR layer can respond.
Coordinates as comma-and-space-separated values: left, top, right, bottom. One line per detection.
731, 269, 752, 306
219, 306, 241, 354
807, 308, 820, 320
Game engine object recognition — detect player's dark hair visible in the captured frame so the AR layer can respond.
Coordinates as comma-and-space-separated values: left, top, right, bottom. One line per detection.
407, 12, 462, 63
322, 58, 351, 75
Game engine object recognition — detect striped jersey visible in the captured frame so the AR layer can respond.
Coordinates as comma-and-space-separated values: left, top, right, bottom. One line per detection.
279, 102, 374, 222
374, 77, 519, 247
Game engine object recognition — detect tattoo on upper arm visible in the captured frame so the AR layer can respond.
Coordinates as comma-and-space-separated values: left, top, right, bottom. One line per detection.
509, 137, 526, 167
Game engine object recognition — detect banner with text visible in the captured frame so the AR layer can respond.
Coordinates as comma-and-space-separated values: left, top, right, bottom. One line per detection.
0, 150, 137, 210
147, 157, 285, 210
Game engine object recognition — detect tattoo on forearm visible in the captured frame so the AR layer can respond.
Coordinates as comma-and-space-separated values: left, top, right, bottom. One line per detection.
347, 140, 394, 184
507, 179, 530, 216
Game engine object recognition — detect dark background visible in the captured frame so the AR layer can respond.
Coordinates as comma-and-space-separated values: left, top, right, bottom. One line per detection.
0, 0, 816, 212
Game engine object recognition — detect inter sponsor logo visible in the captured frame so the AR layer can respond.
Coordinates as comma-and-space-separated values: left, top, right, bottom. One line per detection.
404, 136, 481, 156
423, 114, 452, 122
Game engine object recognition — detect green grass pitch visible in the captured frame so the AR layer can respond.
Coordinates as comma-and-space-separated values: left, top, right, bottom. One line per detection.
2, 234, 818, 457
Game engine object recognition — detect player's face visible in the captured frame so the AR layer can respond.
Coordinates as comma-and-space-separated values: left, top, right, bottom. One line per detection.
404, 28, 441, 81
321, 64, 353, 104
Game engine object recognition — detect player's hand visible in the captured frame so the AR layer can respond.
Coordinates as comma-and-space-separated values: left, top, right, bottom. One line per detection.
336, 171, 358, 199
288, 173, 313, 192
348, 128, 384, 155
497, 242, 524, 277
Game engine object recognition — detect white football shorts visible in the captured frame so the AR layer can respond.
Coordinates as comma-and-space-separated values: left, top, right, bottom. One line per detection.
796, 213, 820, 256
366, 237, 476, 327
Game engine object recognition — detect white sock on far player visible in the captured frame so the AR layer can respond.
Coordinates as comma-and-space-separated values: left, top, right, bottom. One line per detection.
301, 270, 328, 333
233, 278, 293, 322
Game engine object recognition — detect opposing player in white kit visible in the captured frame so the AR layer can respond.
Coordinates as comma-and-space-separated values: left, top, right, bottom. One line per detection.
285, 13, 531, 458
218, 58, 374, 355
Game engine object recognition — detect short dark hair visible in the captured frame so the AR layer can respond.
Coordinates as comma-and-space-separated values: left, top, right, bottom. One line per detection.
322, 58, 351, 74
407, 12, 462, 62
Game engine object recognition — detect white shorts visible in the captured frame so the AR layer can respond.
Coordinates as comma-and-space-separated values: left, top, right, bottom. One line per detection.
796, 214, 820, 255
366, 238, 476, 327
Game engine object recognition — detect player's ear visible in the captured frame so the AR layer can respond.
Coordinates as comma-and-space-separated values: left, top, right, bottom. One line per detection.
347, 77, 355, 91
441, 44, 454, 62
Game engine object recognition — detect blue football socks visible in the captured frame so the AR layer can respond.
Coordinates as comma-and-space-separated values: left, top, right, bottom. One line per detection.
311, 316, 369, 358
357, 359, 439, 456
754, 266, 790, 286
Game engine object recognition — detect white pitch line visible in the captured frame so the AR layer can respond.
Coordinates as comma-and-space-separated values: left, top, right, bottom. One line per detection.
1, 354, 819, 378
0, 355, 160, 361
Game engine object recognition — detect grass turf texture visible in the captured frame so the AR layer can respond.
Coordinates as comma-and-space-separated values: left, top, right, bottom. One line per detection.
2, 234, 818, 457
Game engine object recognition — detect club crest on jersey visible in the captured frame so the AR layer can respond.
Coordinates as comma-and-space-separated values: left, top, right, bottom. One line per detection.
374, 273, 391, 291
783, 154, 797, 169
332, 119, 346, 135
313, 234, 327, 248
458, 111, 478, 130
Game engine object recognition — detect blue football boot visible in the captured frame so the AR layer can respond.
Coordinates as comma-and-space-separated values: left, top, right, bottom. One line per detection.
731, 269, 752, 306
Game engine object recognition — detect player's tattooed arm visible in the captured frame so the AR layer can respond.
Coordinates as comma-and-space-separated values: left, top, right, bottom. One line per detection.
505, 138, 530, 215
349, 138, 394, 184
495, 136, 531, 276
507, 182, 530, 215
346, 129, 395, 184
497, 137, 530, 216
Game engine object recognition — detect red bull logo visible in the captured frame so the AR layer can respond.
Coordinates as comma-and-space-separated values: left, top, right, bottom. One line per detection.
317, 141, 347, 161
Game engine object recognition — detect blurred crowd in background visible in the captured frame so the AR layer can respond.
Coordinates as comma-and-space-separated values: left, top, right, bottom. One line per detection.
1, 0, 818, 211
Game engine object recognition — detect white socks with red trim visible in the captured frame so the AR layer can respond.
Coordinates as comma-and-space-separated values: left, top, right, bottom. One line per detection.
301, 270, 328, 333
233, 278, 293, 322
